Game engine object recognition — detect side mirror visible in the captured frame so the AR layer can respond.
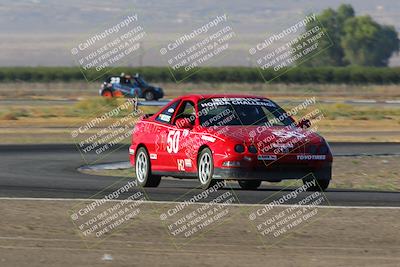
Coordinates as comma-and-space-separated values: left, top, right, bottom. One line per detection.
176, 118, 193, 129
297, 119, 311, 129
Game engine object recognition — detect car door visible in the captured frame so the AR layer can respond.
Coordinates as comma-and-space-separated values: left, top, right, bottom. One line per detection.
150, 100, 181, 172
112, 76, 134, 96
167, 100, 197, 173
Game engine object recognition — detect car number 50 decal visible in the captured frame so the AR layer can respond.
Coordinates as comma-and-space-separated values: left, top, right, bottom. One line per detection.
167, 130, 180, 153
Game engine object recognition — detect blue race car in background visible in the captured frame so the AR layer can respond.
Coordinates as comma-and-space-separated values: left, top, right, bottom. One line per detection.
100, 73, 164, 101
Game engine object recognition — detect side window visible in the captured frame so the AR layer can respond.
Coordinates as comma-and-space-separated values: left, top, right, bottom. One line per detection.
155, 100, 180, 124
174, 101, 196, 125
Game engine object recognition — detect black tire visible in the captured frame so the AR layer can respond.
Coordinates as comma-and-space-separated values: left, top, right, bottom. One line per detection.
144, 91, 155, 101
238, 180, 261, 190
135, 147, 161, 187
302, 167, 331, 191
197, 148, 217, 189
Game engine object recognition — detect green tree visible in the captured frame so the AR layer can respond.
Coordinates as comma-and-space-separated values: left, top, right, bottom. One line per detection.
341, 16, 399, 66
295, 4, 399, 67
337, 4, 355, 24
300, 4, 355, 67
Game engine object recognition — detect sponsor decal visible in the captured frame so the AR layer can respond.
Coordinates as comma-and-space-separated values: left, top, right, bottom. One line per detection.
129, 148, 135, 155
201, 135, 216, 142
167, 108, 175, 113
184, 159, 192, 168
201, 97, 276, 108
272, 143, 294, 148
159, 114, 171, 122
258, 155, 277, 161
150, 153, 158, 160
297, 155, 326, 160
177, 159, 185, 171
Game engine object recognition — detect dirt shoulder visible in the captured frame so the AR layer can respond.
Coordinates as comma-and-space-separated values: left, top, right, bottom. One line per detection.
0, 199, 399, 267
1, 82, 400, 143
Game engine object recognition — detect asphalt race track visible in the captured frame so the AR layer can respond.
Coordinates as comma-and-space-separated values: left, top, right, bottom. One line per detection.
0, 143, 399, 206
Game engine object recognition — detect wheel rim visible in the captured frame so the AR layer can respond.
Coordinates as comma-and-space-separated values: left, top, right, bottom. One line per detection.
136, 151, 148, 183
114, 90, 123, 97
198, 153, 212, 185
145, 92, 154, 100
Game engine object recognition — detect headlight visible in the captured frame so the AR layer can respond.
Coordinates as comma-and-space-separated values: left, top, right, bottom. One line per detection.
234, 144, 245, 153
248, 145, 257, 153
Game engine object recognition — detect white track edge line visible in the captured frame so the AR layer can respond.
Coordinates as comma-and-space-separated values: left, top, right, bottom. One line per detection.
0, 197, 399, 209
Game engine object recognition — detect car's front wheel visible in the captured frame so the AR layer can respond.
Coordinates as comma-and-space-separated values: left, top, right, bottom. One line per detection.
302, 167, 331, 191
135, 147, 161, 187
197, 148, 217, 189
238, 180, 261, 190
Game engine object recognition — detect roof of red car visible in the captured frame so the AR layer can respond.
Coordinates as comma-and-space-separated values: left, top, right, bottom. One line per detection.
175, 94, 269, 101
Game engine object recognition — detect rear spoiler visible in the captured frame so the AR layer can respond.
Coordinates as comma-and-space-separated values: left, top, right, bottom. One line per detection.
137, 100, 171, 106
134, 100, 171, 119
143, 113, 154, 119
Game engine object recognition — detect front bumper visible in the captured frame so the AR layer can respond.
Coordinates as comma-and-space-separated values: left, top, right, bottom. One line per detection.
155, 89, 164, 99
213, 163, 332, 182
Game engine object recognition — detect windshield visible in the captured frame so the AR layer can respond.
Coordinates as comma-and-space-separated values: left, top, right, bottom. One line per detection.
136, 76, 148, 86
198, 97, 294, 127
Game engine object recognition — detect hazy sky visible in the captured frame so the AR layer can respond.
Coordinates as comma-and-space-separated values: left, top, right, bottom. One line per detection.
1, 0, 399, 66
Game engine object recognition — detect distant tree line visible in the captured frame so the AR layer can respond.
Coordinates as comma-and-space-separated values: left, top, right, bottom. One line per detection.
1, 66, 400, 84
296, 4, 399, 67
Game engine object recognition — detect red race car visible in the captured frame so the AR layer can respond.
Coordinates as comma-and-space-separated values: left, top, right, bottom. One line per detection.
129, 94, 332, 190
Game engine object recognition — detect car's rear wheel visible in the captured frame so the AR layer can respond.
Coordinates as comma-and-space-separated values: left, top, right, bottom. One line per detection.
135, 147, 161, 187
101, 90, 113, 98
113, 90, 123, 97
238, 180, 261, 190
197, 148, 217, 189
144, 91, 155, 101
